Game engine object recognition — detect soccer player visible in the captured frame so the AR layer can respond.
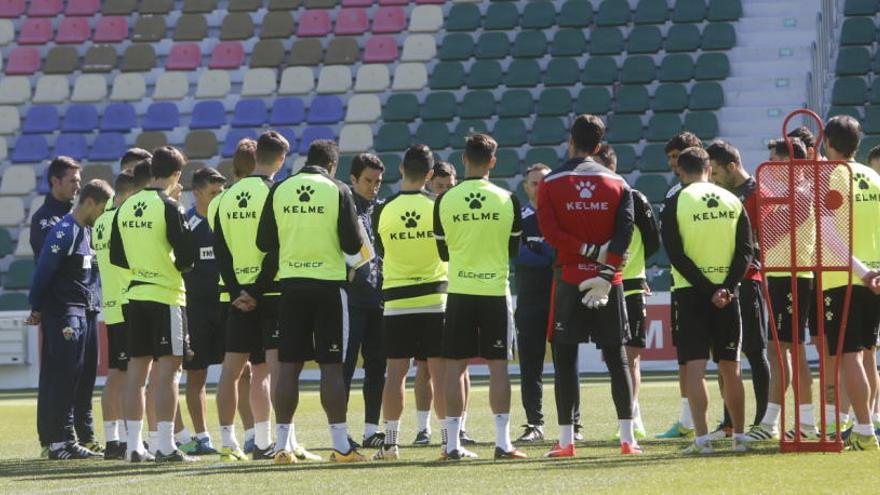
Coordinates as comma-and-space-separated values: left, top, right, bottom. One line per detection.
706, 140, 771, 438
110, 146, 197, 463
257, 139, 369, 463
214, 132, 288, 461
595, 144, 660, 441
371, 144, 453, 460
537, 116, 638, 457
661, 147, 754, 454
26, 180, 111, 459
343, 153, 387, 448
120, 148, 153, 171
656, 132, 703, 440
434, 133, 526, 461
428, 160, 457, 195
513, 163, 554, 443
788, 127, 823, 160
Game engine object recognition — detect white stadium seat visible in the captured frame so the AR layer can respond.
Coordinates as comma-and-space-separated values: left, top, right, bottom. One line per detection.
153, 72, 190, 101
241, 68, 277, 97
339, 124, 373, 153
0, 77, 31, 105
195, 70, 231, 99
345, 94, 381, 123
110, 73, 146, 101
392, 63, 427, 91
409, 6, 443, 32
401, 34, 436, 62
71, 75, 108, 103
354, 65, 390, 93
316, 66, 352, 94
0, 197, 25, 227
0, 107, 19, 135
0, 166, 36, 196
279, 67, 315, 95
33, 75, 70, 104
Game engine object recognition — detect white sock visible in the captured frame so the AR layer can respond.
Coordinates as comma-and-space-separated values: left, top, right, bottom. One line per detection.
50, 441, 67, 451
446, 417, 462, 453
761, 402, 782, 427
329, 423, 350, 453
364, 423, 379, 439
734, 432, 747, 442
619, 419, 635, 445
157, 421, 175, 455
417, 410, 431, 433
854, 423, 874, 436
244, 427, 255, 443
276, 424, 291, 452
494, 413, 513, 452
632, 401, 644, 431
175, 427, 192, 445
254, 421, 272, 450
440, 418, 448, 445
461, 411, 468, 431
798, 404, 816, 427
384, 420, 400, 446
126, 420, 144, 454
221, 424, 239, 450
559, 424, 574, 448
695, 434, 711, 446
104, 421, 119, 443
148, 431, 158, 453
196, 431, 210, 441
680, 398, 694, 428
288, 423, 299, 450
117, 419, 126, 436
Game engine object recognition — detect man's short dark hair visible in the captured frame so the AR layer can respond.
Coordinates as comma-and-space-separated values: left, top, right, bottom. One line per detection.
665, 132, 703, 154
570, 114, 605, 154
433, 161, 456, 178
132, 160, 152, 189
706, 140, 742, 167
351, 153, 385, 179
307, 140, 339, 170
787, 126, 816, 150
120, 148, 152, 169
594, 144, 617, 170
677, 147, 710, 176
256, 131, 289, 166
868, 144, 880, 163
78, 179, 113, 205
150, 146, 186, 179
767, 137, 807, 160
233, 138, 257, 178
114, 169, 137, 196
464, 133, 497, 167
825, 115, 861, 158
191, 167, 226, 190
401, 144, 434, 180
47, 156, 81, 183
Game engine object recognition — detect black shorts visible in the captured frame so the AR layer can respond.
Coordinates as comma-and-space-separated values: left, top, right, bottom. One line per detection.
739, 280, 768, 353
551, 281, 628, 348
674, 287, 741, 363
224, 296, 279, 365
443, 293, 514, 360
124, 300, 188, 359
768, 277, 815, 343
278, 282, 349, 364
184, 300, 225, 370
624, 292, 646, 348
384, 312, 444, 360
823, 286, 880, 354
106, 322, 129, 371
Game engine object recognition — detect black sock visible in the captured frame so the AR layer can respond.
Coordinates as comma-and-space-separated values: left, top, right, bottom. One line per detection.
746, 349, 771, 426
601, 345, 633, 420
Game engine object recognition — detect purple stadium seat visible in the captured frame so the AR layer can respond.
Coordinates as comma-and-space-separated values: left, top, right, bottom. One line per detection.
0, 0, 25, 18
62, 105, 99, 133
231, 99, 268, 127
89, 133, 127, 161
94, 16, 129, 43
166, 43, 202, 70
364, 35, 398, 63
66, 0, 100, 16
6, 47, 41, 74
307, 96, 344, 124
335, 8, 369, 35
373, 6, 406, 33
222, 129, 257, 157
12, 135, 49, 163
269, 97, 306, 126
28, 0, 63, 16
18, 18, 53, 44
209, 41, 245, 69
297, 10, 331, 37
54, 134, 88, 161
56, 17, 91, 44
143, 102, 180, 131
101, 103, 137, 132
22, 106, 60, 134
298, 127, 334, 154
342, 0, 374, 5
191, 100, 226, 129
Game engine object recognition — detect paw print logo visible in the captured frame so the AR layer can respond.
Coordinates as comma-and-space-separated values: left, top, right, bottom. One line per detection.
854, 173, 870, 190
133, 201, 148, 217
297, 185, 315, 202
401, 211, 420, 229
55, 230, 65, 239
575, 181, 596, 199
95, 224, 105, 241
50, 244, 60, 254
702, 193, 720, 208
465, 192, 486, 210
236, 191, 251, 208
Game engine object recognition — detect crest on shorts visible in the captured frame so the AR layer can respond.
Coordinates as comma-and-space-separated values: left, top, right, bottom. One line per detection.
62, 326, 75, 341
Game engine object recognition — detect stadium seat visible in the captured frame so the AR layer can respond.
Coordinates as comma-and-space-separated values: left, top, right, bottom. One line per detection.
0, 293, 29, 311
415, 122, 450, 150
141, 0, 173, 14
82, 46, 117, 73
628, 25, 663, 54
317, 66, 352, 94
653, 83, 688, 112
476, 32, 510, 59
5, 260, 34, 289
660, 54, 695, 82
62, 104, 99, 132
379, 153, 401, 182
689, 82, 724, 110
339, 125, 373, 153
406, 5, 441, 32
45, 46, 79, 75
559, 0, 593, 27
356, 64, 390, 92
684, 111, 719, 139
67, 0, 100, 15
143, 102, 179, 131
521, 1, 556, 29
324, 38, 359, 65
167, 43, 202, 70
6, 47, 40, 75
524, 148, 559, 168
430, 62, 465, 89
18, 19, 53, 45
491, 150, 519, 178
615, 145, 637, 173
702, 23, 736, 51
71, 74, 107, 103
0, 166, 36, 195
241, 68, 276, 97
393, 63, 428, 91
153, 72, 188, 101
56, 17, 91, 44
307, 95, 344, 124
647, 113, 682, 142
871, 79, 880, 104
33, 76, 69, 104
364, 36, 398, 64
279, 67, 315, 95
665, 24, 701, 52
220, 12, 254, 40
375, 123, 411, 152
582, 56, 618, 85
184, 0, 217, 12
844, 0, 877, 15
192, 101, 227, 129
94, 16, 128, 42
229, 0, 261, 11
840, 17, 875, 46
596, 0, 630, 26
12, 135, 49, 163
452, 119, 489, 148
210, 42, 245, 69
305, 0, 338, 7
298, 127, 335, 154
345, 94, 380, 123
82, 164, 115, 185
615, 85, 649, 113
552, 29, 587, 57
54, 134, 87, 160
261, 12, 294, 38
221, 129, 257, 157
29, 0, 62, 16
290, 39, 324, 66
575, 87, 612, 114
707, 0, 742, 21
89, 133, 126, 161
862, 106, 880, 134
447, 3, 481, 31
384, 94, 419, 122
0, 19, 12, 45
672, 0, 706, 23
590, 27, 625, 55
826, 105, 862, 121
507, 59, 542, 87
544, 58, 580, 86
402, 34, 436, 62
499, 90, 534, 118
0, 138, 6, 161
136, 131, 167, 151
110, 73, 146, 101
695, 53, 730, 80
133, 15, 166, 42
101, 103, 136, 132
494, 119, 528, 147
421, 92, 457, 121
0, 77, 29, 104
186, 130, 219, 159
635, 174, 670, 203
232, 99, 267, 127
634, 0, 669, 24
373, 7, 406, 33
0, 107, 18, 134
252, 40, 286, 68
531, 117, 567, 146
22, 106, 59, 134
122, 44, 157, 72
607, 115, 643, 143
639, 144, 670, 172
467, 60, 503, 89
622, 56, 656, 84
196, 70, 231, 98
270, 97, 306, 126
836, 47, 871, 75
513, 30, 547, 58
0, 228, 13, 256
103, 0, 135, 14
175, 14, 207, 40
537, 88, 572, 116
336, 8, 369, 35
460, 91, 496, 119
485, 2, 519, 30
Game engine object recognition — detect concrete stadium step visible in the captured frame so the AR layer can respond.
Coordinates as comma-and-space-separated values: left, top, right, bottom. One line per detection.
736, 31, 817, 49
728, 46, 813, 64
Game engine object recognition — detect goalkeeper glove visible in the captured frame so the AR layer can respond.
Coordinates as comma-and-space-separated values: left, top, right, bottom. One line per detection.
580, 242, 610, 264
578, 265, 616, 309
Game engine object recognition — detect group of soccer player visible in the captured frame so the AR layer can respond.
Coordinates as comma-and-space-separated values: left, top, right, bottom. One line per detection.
27, 112, 880, 465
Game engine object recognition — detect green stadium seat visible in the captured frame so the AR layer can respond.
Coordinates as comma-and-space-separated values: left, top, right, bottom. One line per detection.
530, 117, 567, 146
653, 83, 689, 112
635, 174, 671, 203
832, 77, 867, 105
0, 293, 28, 311
836, 47, 871, 75
660, 54, 696, 82
844, 0, 879, 16
429, 62, 465, 89
596, 0, 631, 26
635, 0, 669, 24
862, 106, 880, 134
421, 92, 457, 120
708, 0, 742, 21
375, 123, 411, 152
871, 79, 880, 104
416, 122, 450, 150
491, 178, 511, 191
607, 115, 643, 143
614, 145, 637, 173
335, 156, 354, 183
552, 29, 587, 57
506, 59, 542, 87
689, 81, 724, 110
702, 23, 736, 51
590, 27, 625, 55
378, 154, 401, 183
439, 33, 474, 61
467, 60, 503, 88
665, 24, 701, 52
383, 94, 419, 121
545, 58, 580, 86
512, 31, 548, 58
582, 57, 618, 85
558, 0, 593, 28
4, 260, 34, 290
494, 119, 528, 147
628, 25, 663, 54
858, 136, 880, 162
640, 144, 670, 172
840, 17, 875, 46
537, 88, 573, 116
452, 120, 489, 149
447, 3, 481, 32
447, 151, 465, 175
872, 51, 880, 74
476, 32, 510, 59
647, 113, 682, 142
0, 229, 13, 257
499, 90, 535, 117
460, 91, 496, 119
684, 111, 719, 140
485, 2, 519, 30
525, 148, 560, 168
522, 1, 557, 29
826, 106, 862, 121
615, 85, 650, 113
622, 56, 657, 84
575, 87, 612, 114
672, 0, 706, 23
493, 149, 521, 177
695, 53, 730, 80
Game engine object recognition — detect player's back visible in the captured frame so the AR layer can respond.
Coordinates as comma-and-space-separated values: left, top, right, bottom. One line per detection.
216, 176, 271, 286
825, 162, 880, 289
93, 207, 127, 323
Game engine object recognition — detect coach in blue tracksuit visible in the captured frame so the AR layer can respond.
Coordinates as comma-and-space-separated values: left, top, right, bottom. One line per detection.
27, 180, 111, 459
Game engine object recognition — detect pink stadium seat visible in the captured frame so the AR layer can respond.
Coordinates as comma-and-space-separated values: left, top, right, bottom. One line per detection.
335, 8, 369, 35
93, 16, 129, 43
298, 10, 331, 37
342, 0, 374, 5
209, 41, 245, 69
0, 0, 25, 18
66, 0, 100, 16
372, 6, 406, 33
28, 0, 63, 16
18, 18, 53, 44
379, 0, 408, 5
6, 47, 41, 74
363, 35, 398, 63
166, 43, 202, 70
55, 17, 91, 44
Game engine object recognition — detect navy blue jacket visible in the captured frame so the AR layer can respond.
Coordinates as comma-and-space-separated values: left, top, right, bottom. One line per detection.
514, 203, 555, 305
183, 208, 220, 305
346, 192, 383, 309
28, 214, 99, 316
30, 194, 73, 258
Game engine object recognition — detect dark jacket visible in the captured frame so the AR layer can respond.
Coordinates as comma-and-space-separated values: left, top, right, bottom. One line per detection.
514, 203, 554, 305
346, 192, 383, 309
30, 193, 73, 258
